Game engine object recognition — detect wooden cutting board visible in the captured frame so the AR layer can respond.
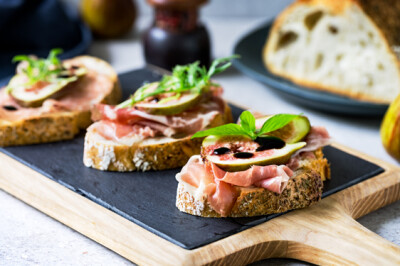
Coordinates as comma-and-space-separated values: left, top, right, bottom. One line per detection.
1, 143, 399, 265
1, 68, 400, 265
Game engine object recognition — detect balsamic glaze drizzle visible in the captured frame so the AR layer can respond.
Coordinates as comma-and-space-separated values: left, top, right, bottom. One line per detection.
255, 136, 285, 151
233, 152, 253, 159
3, 105, 17, 111
213, 147, 230, 155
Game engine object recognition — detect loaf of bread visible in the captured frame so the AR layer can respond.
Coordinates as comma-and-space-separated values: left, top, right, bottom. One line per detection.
263, 0, 400, 104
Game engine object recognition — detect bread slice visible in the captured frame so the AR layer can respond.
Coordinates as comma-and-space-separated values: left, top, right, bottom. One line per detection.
176, 148, 330, 217
83, 103, 233, 171
263, 0, 400, 104
0, 56, 121, 147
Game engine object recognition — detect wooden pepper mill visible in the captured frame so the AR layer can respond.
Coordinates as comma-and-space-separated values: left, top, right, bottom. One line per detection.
143, 0, 211, 70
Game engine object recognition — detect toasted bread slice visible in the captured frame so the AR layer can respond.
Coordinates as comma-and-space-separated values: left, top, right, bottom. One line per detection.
83, 103, 233, 171
176, 148, 330, 217
263, 0, 400, 103
0, 56, 121, 147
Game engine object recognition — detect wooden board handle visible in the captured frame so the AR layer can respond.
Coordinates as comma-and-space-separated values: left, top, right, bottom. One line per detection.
196, 197, 400, 266
278, 199, 400, 265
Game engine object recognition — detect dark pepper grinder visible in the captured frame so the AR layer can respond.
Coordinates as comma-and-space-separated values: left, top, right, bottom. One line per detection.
143, 0, 211, 70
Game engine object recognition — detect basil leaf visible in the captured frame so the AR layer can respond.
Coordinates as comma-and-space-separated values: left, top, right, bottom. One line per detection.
239, 111, 256, 139
191, 123, 249, 139
258, 114, 299, 136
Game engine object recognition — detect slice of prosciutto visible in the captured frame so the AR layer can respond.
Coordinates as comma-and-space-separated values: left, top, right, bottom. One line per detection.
177, 155, 237, 217
211, 163, 293, 194
297, 126, 331, 154
92, 96, 224, 141
287, 126, 331, 170
176, 155, 294, 216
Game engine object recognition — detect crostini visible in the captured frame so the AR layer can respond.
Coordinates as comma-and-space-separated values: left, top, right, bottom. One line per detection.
0, 49, 121, 146
83, 57, 235, 171
176, 111, 331, 217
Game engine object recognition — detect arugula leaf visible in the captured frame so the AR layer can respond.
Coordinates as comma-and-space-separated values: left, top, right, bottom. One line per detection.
191, 123, 249, 139
258, 114, 299, 136
118, 55, 240, 108
11, 48, 64, 87
207, 55, 240, 77
192, 111, 300, 140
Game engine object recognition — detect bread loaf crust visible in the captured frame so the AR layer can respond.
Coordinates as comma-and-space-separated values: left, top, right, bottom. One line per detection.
296, 0, 400, 48
176, 148, 330, 217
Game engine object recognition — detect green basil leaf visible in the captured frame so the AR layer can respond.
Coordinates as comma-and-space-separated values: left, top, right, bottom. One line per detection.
239, 110, 256, 139
258, 114, 299, 136
191, 123, 249, 139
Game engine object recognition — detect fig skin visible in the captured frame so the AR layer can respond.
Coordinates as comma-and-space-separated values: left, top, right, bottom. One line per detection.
381, 94, 400, 162
135, 92, 202, 116
256, 115, 310, 144
81, 0, 136, 38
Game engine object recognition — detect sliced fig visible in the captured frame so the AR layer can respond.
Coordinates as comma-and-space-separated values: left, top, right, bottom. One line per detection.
8, 65, 87, 108
202, 135, 305, 172
255, 115, 311, 143
135, 92, 202, 115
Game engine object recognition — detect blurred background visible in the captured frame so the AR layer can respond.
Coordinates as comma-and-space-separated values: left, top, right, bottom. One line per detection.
0, 0, 294, 80
66, 0, 293, 17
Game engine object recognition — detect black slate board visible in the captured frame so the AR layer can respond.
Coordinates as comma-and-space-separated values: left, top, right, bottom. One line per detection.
0, 68, 384, 250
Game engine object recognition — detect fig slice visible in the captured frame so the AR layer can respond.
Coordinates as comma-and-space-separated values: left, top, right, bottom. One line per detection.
255, 115, 311, 143
134, 92, 202, 115
8, 66, 87, 108
202, 135, 306, 172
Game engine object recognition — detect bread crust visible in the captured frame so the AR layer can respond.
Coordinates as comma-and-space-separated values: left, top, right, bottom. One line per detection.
176, 148, 330, 217
295, 0, 400, 47
83, 103, 233, 171
263, 0, 400, 104
0, 56, 121, 147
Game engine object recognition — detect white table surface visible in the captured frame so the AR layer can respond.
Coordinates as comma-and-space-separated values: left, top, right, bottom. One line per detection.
1, 16, 400, 266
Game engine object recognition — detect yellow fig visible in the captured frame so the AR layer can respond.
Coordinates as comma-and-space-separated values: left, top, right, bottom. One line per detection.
81, 0, 136, 38
381, 93, 400, 162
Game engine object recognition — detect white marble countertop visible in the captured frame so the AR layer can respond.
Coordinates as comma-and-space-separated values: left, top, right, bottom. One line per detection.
1, 15, 400, 266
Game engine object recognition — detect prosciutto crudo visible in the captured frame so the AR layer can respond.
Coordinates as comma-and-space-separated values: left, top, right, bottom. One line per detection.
90, 91, 226, 143
288, 126, 332, 169
177, 155, 293, 217
293, 126, 331, 156
176, 125, 331, 217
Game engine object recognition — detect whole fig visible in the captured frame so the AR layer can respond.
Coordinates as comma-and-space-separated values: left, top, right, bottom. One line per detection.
381, 94, 400, 162
81, 0, 136, 38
